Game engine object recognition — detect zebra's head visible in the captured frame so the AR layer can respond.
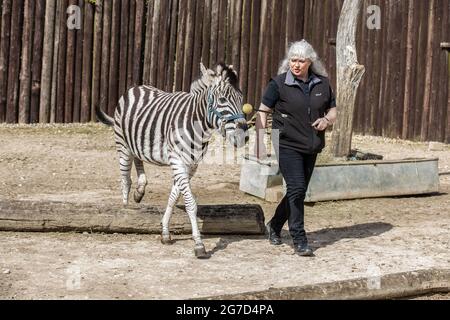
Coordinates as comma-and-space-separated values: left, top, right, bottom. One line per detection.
202, 63, 249, 148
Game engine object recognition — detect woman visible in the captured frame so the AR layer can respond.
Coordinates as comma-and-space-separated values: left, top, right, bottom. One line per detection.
255, 40, 337, 256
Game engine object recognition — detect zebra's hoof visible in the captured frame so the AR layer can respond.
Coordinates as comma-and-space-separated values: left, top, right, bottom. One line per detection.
161, 234, 174, 245
194, 244, 209, 259
133, 191, 144, 203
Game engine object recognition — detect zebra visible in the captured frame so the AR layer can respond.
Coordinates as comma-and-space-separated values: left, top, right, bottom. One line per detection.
96, 63, 249, 258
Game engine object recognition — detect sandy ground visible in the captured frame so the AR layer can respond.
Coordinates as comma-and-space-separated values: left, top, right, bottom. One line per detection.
0, 124, 449, 300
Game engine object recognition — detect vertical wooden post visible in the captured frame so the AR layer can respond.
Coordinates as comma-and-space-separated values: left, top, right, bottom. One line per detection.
92, 0, 103, 121
142, 0, 154, 85
133, 0, 145, 87
49, 0, 62, 123
100, 0, 111, 116
0, 0, 12, 123
6, 0, 23, 123
107, 0, 120, 115
118, 0, 129, 96
19, 0, 34, 123
166, 0, 179, 91
56, 0, 68, 123
420, 0, 435, 140
30, 0, 45, 124
331, 0, 365, 158
149, 0, 160, 87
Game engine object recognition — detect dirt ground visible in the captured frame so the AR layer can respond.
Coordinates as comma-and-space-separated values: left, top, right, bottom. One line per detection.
0, 124, 449, 300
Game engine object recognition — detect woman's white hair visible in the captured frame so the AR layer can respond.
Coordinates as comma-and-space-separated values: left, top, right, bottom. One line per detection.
278, 39, 328, 77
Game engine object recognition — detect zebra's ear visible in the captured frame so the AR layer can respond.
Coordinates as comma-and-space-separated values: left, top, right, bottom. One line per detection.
200, 62, 208, 77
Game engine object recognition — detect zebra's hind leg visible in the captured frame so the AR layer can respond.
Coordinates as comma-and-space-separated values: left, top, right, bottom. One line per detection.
133, 159, 147, 203
161, 184, 180, 245
117, 147, 134, 206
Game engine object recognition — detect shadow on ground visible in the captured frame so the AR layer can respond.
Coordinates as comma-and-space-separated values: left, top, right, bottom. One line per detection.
205, 222, 393, 257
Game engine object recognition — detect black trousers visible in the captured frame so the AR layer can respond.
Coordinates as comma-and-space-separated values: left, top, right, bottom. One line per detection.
270, 146, 317, 245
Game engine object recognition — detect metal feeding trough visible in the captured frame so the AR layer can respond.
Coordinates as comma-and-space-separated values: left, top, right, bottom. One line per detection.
239, 156, 440, 202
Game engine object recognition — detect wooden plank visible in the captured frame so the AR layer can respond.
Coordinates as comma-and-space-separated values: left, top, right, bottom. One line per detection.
108, 0, 121, 114
133, 0, 145, 86
91, 0, 103, 121
157, 0, 170, 90
0, 0, 12, 122
277, 0, 287, 66
30, 0, 45, 123
217, 0, 227, 64
126, 0, 135, 90
100, 0, 111, 116
402, 0, 415, 139
0, 201, 266, 236
80, 2, 94, 122
72, 0, 84, 122
231, 0, 242, 70
39, 0, 56, 123
174, 0, 187, 91
56, 0, 68, 123
201, 0, 211, 68
256, 0, 271, 107
65, 0, 77, 123
420, 0, 436, 140
142, 0, 154, 84
438, 0, 449, 142
118, 0, 129, 96
18, 0, 34, 123
428, 0, 444, 142
6, 0, 23, 123
49, 0, 62, 123
376, 0, 389, 137
246, 0, 261, 107
166, 0, 179, 91
209, 0, 219, 67
191, 0, 204, 82
413, 0, 428, 138
182, 0, 195, 92
149, 0, 160, 87
380, 1, 394, 137
239, 0, 251, 100
270, 0, 281, 77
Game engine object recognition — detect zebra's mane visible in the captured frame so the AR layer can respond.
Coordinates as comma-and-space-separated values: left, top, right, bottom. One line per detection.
190, 63, 240, 94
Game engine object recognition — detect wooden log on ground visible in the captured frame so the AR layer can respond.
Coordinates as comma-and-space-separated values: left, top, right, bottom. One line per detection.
0, 200, 265, 235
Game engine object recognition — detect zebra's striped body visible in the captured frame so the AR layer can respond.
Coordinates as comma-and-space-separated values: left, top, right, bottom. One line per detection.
96, 63, 248, 258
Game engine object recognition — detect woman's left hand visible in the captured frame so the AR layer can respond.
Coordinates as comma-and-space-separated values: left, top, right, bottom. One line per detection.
312, 117, 329, 131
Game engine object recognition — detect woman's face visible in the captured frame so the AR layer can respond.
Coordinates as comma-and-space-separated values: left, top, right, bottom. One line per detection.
289, 57, 312, 78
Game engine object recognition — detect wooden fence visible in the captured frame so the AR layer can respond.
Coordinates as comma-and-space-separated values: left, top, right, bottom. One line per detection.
0, 0, 449, 143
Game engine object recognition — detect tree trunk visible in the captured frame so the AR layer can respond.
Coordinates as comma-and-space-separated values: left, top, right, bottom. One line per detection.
0, 200, 265, 235
331, 0, 365, 157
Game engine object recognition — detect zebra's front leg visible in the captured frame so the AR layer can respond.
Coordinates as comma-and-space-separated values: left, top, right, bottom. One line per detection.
133, 159, 147, 203
117, 148, 134, 206
178, 177, 208, 259
161, 184, 180, 245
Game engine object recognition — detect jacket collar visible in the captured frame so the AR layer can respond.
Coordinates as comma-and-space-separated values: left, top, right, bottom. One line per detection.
285, 70, 322, 89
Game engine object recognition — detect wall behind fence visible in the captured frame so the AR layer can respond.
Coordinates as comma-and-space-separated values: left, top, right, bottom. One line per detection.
0, 0, 449, 143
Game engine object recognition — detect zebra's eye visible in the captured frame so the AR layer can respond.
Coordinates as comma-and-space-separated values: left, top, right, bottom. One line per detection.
218, 97, 228, 104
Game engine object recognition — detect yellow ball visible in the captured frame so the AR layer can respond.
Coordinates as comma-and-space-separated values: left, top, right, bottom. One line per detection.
242, 103, 253, 115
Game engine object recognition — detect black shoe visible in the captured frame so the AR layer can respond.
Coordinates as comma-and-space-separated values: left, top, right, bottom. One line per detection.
266, 223, 282, 246
294, 241, 314, 257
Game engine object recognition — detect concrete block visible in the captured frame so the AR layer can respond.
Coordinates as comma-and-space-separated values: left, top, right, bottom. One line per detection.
239, 155, 282, 199
240, 157, 440, 202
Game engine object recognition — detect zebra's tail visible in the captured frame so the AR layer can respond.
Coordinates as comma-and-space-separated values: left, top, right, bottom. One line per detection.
95, 100, 114, 127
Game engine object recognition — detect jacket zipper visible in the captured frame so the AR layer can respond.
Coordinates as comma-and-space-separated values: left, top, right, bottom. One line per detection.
307, 96, 314, 153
